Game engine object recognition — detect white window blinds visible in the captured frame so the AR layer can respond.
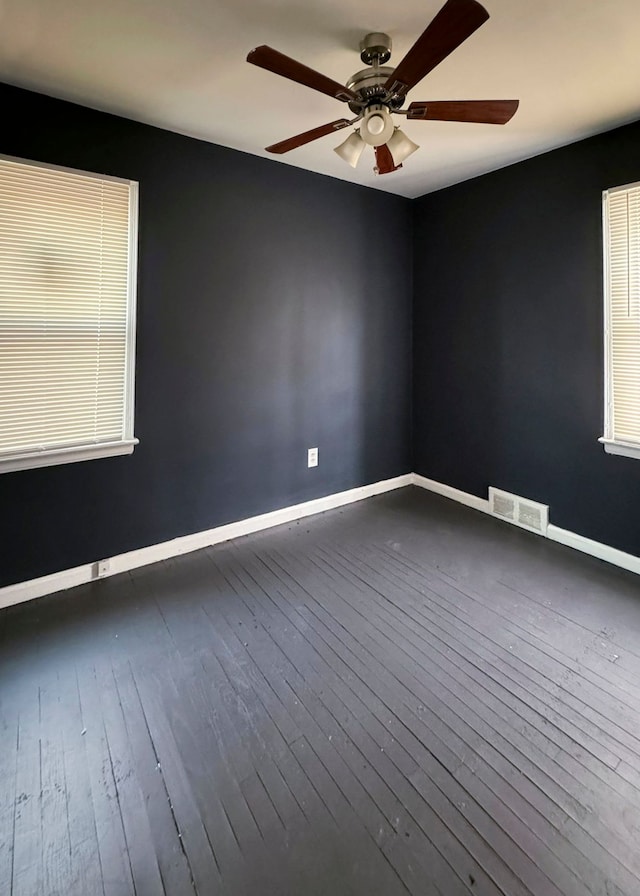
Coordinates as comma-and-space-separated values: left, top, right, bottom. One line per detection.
0, 156, 138, 473
602, 182, 640, 459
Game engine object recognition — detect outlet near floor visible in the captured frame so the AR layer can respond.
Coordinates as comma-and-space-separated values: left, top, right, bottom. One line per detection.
308, 447, 318, 468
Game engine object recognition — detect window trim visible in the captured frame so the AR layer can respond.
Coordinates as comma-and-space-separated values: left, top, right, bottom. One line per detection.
0, 439, 139, 475
598, 437, 640, 460
0, 154, 139, 474
600, 180, 640, 461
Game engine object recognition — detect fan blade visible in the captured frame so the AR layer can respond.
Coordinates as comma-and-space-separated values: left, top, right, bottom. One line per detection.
266, 119, 352, 154
407, 99, 519, 124
247, 46, 358, 103
384, 0, 489, 98
374, 144, 402, 175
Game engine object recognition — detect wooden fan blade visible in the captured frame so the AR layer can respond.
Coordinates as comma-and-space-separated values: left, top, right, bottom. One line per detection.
266, 119, 352, 154
384, 0, 489, 98
247, 46, 358, 103
407, 99, 519, 124
374, 144, 402, 175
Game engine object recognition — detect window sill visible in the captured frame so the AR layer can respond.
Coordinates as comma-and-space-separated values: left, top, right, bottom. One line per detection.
0, 439, 139, 474
599, 437, 640, 461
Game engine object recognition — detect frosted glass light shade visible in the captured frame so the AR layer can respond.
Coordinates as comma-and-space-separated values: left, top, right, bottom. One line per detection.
334, 131, 366, 168
387, 128, 420, 165
361, 105, 395, 147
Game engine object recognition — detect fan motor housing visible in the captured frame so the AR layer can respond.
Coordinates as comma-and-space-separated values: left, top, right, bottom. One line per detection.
346, 66, 402, 114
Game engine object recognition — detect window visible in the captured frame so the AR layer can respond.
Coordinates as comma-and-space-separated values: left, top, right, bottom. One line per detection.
0, 156, 138, 473
601, 181, 640, 460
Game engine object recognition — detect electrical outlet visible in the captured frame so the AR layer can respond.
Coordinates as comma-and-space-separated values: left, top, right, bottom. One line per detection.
97, 559, 111, 577
307, 447, 318, 468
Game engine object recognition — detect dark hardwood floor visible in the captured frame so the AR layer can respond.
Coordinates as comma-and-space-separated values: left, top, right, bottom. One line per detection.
2, 486, 640, 895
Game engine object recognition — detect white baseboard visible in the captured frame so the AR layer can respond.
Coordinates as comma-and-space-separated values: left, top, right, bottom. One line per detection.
0, 474, 412, 611
411, 473, 490, 514
0, 563, 97, 611
411, 473, 640, 578
546, 524, 640, 577
3, 470, 638, 612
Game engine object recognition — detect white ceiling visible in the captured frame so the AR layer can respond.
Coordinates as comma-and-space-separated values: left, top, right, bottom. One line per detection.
1, 0, 640, 199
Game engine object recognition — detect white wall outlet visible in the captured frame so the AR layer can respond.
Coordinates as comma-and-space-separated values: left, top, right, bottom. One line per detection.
307, 447, 318, 468
97, 559, 111, 578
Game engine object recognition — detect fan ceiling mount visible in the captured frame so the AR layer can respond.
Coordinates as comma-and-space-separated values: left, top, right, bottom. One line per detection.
247, 0, 519, 175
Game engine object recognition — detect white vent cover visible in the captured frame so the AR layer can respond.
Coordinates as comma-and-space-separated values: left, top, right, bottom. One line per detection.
488, 487, 548, 536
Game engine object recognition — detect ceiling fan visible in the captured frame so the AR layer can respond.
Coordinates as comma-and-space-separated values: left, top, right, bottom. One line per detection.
247, 0, 518, 175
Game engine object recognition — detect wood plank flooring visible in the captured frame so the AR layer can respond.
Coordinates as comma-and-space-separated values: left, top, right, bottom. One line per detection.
2, 486, 640, 895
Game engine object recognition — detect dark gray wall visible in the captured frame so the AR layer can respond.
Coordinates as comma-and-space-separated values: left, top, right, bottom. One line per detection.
0, 83, 412, 587
413, 120, 640, 556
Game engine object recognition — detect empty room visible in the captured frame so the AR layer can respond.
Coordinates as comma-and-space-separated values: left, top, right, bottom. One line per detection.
2, 1, 640, 893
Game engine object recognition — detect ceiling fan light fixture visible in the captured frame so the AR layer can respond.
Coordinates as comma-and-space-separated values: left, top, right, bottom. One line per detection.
387, 128, 420, 166
249, 1, 519, 178
334, 130, 366, 168
360, 105, 395, 147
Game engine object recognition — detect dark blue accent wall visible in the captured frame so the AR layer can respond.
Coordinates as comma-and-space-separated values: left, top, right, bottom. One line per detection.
0, 83, 412, 587
412, 119, 640, 556
3, 78, 640, 587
